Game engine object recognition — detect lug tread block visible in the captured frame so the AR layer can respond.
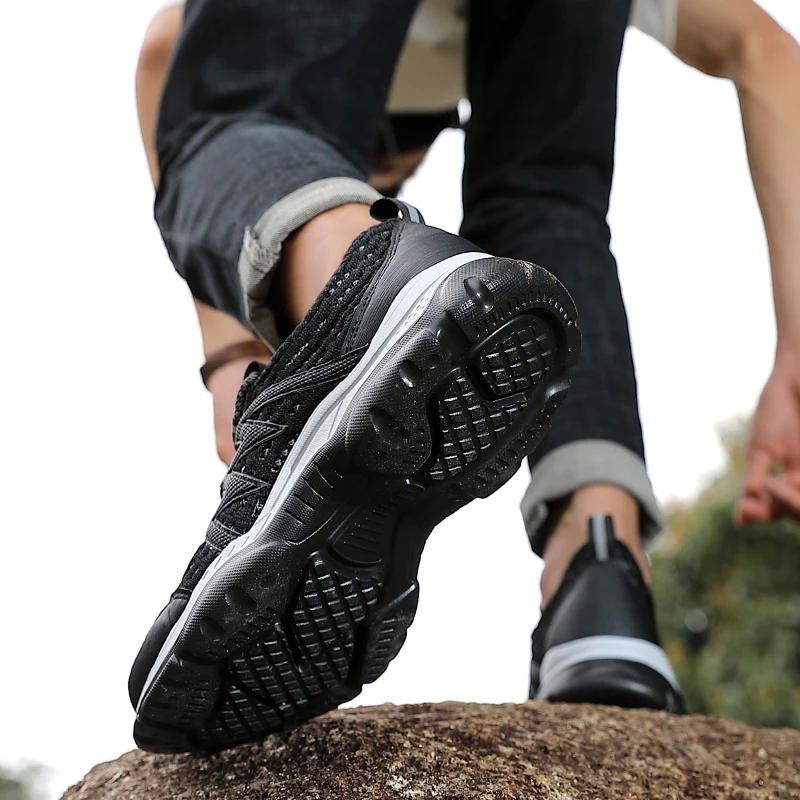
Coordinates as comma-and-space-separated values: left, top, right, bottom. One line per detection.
428, 373, 527, 482
398, 360, 423, 388
430, 311, 471, 359
225, 586, 257, 614
133, 657, 221, 746
362, 617, 407, 685
344, 258, 577, 487
465, 378, 569, 498
194, 685, 283, 750
232, 636, 309, 707
369, 406, 409, 448
356, 583, 420, 685
445, 261, 578, 348
198, 616, 226, 642
226, 556, 381, 719
133, 719, 193, 754
198, 612, 278, 661
332, 483, 423, 568
475, 316, 557, 398
463, 276, 495, 314
344, 333, 447, 475
193, 557, 385, 751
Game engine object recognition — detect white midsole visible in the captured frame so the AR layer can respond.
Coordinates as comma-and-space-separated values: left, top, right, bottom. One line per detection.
138, 250, 486, 710
537, 635, 681, 696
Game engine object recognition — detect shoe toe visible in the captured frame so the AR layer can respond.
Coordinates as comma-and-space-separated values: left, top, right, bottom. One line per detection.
129, 595, 188, 708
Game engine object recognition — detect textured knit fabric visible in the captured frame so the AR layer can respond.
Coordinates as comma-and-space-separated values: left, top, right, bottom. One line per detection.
176, 223, 395, 596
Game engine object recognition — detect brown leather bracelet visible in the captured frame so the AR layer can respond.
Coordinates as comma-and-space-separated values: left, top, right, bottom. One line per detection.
200, 340, 273, 389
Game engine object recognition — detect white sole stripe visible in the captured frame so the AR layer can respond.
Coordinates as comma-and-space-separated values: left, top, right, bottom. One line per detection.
538, 635, 680, 695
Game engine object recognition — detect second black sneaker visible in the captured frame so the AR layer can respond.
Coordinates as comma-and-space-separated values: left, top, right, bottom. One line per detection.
530, 514, 685, 713
129, 199, 580, 752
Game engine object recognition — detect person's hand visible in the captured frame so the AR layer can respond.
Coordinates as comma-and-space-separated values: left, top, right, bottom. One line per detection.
206, 356, 258, 466
736, 354, 800, 525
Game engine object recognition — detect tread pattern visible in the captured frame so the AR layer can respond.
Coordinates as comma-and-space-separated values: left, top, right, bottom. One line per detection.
428, 374, 526, 481
332, 483, 420, 566
477, 319, 556, 397
194, 557, 381, 749
426, 313, 557, 482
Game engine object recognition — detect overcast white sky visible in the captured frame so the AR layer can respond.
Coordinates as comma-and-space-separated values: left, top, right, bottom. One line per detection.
1, 2, 798, 797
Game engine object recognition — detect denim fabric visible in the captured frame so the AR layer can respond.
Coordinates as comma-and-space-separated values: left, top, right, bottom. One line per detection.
154, 0, 644, 469
155, 0, 420, 330
522, 441, 663, 555
459, 0, 643, 465
156, 0, 420, 177
155, 120, 373, 325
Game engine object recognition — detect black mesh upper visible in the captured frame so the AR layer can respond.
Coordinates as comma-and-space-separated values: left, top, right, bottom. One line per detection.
175, 222, 396, 597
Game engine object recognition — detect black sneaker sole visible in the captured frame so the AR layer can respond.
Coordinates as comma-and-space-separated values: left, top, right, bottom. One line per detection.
134, 255, 580, 752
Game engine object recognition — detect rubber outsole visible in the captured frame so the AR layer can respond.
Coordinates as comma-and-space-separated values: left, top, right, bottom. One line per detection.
134, 256, 580, 753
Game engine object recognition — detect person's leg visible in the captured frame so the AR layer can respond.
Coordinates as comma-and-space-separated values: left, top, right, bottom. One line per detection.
154, 0, 423, 342
274, 110, 460, 323
461, 0, 656, 605
136, 3, 183, 187
462, 0, 683, 711
371, 110, 461, 195
130, 0, 588, 753
136, 3, 456, 463
137, 0, 412, 463
136, 4, 273, 464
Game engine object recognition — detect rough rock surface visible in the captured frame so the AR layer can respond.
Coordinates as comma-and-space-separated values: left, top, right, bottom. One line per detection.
63, 702, 800, 799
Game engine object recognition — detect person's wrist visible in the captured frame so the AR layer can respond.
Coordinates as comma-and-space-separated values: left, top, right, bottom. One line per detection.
204, 355, 260, 396
774, 341, 800, 373
200, 339, 272, 389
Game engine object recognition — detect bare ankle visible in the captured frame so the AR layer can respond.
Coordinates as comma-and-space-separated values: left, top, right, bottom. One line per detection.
276, 203, 378, 327
540, 484, 648, 608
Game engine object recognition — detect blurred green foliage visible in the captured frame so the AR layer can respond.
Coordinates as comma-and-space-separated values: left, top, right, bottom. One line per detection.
650, 423, 800, 728
0, 763, 49, 800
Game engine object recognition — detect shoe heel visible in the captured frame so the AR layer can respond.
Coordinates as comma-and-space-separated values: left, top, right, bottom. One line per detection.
344, 256, 580, 492
538, 658, 687, 714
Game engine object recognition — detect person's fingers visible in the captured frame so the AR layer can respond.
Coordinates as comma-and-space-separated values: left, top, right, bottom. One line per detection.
736, 447, 775, 526
735, 494, 773, 527
741, 448, 775, 494
763, 477, 800, 519
736, 445, 778, 526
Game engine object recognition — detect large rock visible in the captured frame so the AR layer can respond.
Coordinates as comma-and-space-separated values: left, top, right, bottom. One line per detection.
63, 702, 799, 799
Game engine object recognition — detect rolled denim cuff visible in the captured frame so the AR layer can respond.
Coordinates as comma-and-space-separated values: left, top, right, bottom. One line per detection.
238, 177, 382, 349
521, 439, 664, 556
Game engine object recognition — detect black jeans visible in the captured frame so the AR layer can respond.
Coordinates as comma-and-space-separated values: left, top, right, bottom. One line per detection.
155, 0, 644, 469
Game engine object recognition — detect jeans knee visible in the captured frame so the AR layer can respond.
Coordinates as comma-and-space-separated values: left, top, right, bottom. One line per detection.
461, 192, 610, 257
